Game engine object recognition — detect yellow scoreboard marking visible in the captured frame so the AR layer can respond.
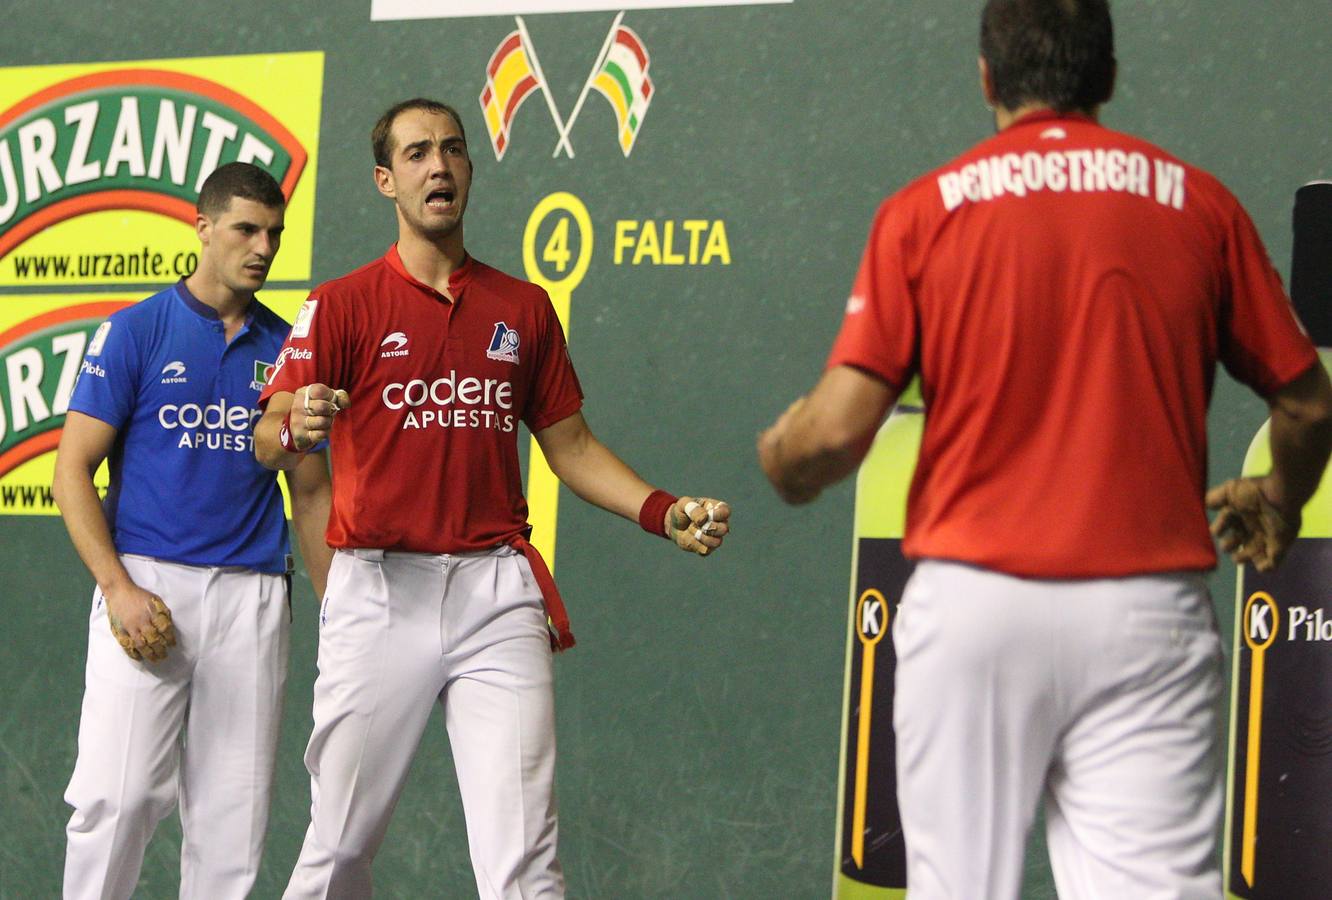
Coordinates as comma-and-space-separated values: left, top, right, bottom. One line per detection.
521, 192, 593, 569
1241, 590, 1279, 888
851, 588, 888, 869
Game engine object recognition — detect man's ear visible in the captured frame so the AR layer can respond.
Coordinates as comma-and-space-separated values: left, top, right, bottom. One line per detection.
374, 165, 395, 199
978, 56, 999, 109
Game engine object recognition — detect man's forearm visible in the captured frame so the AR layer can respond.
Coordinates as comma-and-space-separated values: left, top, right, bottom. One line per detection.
766, 420, 871, 503
255, 407, 305, 471
759, 366, 899, 505
546, 433, 654, 522
53, 466, 133, 594
290, 486, 334, 599
291, 504, 333, 599
1267, 365, 1332, 516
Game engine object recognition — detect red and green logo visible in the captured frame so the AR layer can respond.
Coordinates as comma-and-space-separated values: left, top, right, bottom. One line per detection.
0, 69, 308, 258
0, 301, 132, 477
253, 359, 275, 385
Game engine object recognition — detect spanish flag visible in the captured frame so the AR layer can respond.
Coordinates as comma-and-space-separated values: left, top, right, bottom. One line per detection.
590, 25, 654, 157
479, 29, 543, 161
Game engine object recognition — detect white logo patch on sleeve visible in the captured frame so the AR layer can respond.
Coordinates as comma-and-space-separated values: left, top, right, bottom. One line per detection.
292, 299, 319, 338
87, 321, 112, 356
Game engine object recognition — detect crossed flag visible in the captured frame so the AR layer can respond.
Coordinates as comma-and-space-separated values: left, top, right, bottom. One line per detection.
479, 13, 654, 161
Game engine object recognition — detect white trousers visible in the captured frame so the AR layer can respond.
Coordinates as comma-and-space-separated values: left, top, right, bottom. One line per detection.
892, 560, 1223, 900
63, 554, 290, 900
284, 546, 562, 900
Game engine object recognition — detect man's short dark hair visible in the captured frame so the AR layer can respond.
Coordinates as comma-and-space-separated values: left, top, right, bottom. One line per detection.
980, 0, 1116, 113
196, 162, 285, 218
371, 99, 468, 168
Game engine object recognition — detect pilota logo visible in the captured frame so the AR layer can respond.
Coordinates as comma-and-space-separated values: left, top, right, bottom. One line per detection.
271, 344, 311, 379
0, 69, 308, 259
0, 301, 132, 478
479, 13, 654, 160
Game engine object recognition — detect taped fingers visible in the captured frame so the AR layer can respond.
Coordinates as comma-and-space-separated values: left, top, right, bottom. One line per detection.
111, 624, 143, 661
1207, 478, 1294, 571
147, 595, 176, 647
137, 626, 170, 662
669, 496, 730, 556
688, 498, 731, 536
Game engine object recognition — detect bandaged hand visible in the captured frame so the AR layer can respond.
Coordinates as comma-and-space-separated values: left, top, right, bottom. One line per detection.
105, 585, 176, 663
292, 383, 350, 451
666, 497, 732, 556
1206, 477, 1299, 573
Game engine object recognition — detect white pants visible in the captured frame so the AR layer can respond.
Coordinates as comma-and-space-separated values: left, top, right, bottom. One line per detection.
892, 560, 1222, 900
63, 554, 290, 900
285, 546, 562, 900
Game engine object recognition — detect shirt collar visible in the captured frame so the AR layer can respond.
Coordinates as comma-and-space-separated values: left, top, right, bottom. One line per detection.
174, 278, 220, 320
1009, 108, 1096, 128
174, 279, 255, 327
384, 243, 475, 302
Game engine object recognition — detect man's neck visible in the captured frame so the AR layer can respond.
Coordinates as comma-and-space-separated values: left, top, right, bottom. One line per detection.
183, 270, 252, 324
396, 227, 467, 298
994, 102, 1098, 131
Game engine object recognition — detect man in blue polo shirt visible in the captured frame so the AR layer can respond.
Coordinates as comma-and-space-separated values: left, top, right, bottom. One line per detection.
53, 162, 333, 900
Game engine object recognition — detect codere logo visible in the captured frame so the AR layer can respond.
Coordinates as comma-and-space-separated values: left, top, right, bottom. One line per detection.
0, 68, 307, 258
0, 301, 131, 479
381, 370, 516, 433
157, 396, 262, 452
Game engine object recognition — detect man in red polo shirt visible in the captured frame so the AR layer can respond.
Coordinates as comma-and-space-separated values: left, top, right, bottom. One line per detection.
255, 98, 729, 899
759, 1, 1332, 897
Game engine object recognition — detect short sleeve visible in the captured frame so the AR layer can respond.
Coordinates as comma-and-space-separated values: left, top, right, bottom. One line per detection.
826, 198, 920, 390
259, 292, 346, 407
67, 314, 140, 430
523, 292, 584, 432
1218, 201, 1319, 397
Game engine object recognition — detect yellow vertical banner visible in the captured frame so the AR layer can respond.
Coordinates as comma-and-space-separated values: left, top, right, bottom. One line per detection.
834, 382, 923, 900
1239, 591, 1278, 888
520, 192, 593, 568
851, 588, 889, 869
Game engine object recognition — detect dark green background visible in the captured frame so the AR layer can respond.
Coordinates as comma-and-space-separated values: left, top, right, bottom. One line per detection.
2, 1, 1328, 896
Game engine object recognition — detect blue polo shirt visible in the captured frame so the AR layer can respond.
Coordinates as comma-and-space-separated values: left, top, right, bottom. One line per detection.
69, 281, 291, 573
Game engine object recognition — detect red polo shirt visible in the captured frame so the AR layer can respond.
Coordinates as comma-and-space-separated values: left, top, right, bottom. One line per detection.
261, 245, 583, 553
829, 111, 1318, 578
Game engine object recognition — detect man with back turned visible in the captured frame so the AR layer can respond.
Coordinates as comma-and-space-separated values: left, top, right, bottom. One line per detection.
759, 2, 1332, 896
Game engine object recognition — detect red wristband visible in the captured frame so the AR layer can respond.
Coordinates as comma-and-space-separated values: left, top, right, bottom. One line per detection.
278, 410, 305, 454
639, 489, 678, 538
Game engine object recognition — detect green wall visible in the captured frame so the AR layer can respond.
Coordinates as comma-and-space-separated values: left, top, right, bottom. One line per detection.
2, 2, 1329, 896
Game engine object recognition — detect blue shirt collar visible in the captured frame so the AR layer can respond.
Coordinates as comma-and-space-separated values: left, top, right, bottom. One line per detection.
174, 278, 254, 327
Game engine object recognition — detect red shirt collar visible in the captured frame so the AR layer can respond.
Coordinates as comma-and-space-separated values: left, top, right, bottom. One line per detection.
1009, 108, 1096, 128
384, 243, 475, 301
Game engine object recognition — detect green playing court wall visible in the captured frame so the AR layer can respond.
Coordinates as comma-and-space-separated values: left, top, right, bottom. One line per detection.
1, 2, 1327, 895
